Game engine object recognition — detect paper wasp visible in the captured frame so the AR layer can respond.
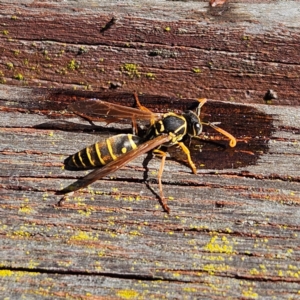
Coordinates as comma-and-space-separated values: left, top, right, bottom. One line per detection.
60, 94, 236, 213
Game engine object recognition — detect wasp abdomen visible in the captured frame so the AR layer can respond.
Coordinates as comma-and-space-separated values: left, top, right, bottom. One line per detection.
65, 134, 142, 169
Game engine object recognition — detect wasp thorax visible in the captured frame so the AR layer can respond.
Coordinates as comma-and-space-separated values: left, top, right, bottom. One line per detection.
183, 111, 202, 137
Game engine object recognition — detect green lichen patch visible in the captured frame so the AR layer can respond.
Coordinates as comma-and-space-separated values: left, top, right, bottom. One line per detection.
120, 63, 140, 78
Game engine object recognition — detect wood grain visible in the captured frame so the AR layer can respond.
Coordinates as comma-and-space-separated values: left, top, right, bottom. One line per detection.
0, 0, 300, 298
0, 0, 300, 105
0, 85, 300, 299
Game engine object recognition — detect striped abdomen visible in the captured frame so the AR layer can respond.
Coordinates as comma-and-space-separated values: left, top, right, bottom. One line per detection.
65, 134, 142, 169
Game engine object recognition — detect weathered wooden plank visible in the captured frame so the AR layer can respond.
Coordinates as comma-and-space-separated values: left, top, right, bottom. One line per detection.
1, 0, 300, 297
0, 85, 300, 298
0, 1, 299, 105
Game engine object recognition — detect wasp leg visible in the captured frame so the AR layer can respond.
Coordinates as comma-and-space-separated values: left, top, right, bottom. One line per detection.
131, 118, 138, 135
178, 142, 197, 174
153, 149, 170, 213
55, 191, 74, 207
134, 93, 156, 125
134, 92, 153, 112
73, 111, 97, 126
73, 111, 121, 126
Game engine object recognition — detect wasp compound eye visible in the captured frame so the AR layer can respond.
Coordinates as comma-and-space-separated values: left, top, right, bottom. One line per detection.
194, 122, 202, 136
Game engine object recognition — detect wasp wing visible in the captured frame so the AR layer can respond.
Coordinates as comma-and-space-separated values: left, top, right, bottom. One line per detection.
58, 134, 171, 194
69, 98, 160, 123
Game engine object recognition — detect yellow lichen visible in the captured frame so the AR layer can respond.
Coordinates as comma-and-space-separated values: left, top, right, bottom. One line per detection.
183, 287, 197, 292
28, 260, 39, 269
249, 268, 260, 275
0, 270, 38, 277
116, 289, 139, 299
203, 255, 225, 262
10, 230, 31, 238
242, 287, 258, 299
67, 59, 79, 70
145, 72, 155, 80
6, 62, 14, 70
192, 67, 201, 73
69, 231, 97, 242
203, 236, 234, 254
18, 205, 33, 214
120, 63, 140, 78
78, 209, 92, 217
14, 73, 24, 80
0, 270, 13, 277
129, 230, 142, 236
203, 263, 229, 275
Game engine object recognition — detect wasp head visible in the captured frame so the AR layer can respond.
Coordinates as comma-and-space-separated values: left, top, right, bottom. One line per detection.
183, 110, 202, 137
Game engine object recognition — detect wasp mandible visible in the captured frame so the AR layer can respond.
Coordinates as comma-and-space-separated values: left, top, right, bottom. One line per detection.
60, 94, 236, 213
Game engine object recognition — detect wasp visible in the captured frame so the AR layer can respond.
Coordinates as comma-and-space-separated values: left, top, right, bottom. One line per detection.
59, 94, 236, 213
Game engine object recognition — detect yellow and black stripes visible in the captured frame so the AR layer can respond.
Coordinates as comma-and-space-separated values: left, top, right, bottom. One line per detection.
145, 112, 187, 146
65, 134, 142, 169
66, 110, 203, 170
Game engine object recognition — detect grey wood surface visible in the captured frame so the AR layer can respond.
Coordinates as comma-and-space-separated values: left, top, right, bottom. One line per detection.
0, 0, 300, 299
0, 85, 300, 299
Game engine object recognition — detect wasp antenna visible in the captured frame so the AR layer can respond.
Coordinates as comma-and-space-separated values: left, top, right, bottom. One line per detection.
196, 98, 207, 116
198, 98, 208, 107
205, 122, 237, 147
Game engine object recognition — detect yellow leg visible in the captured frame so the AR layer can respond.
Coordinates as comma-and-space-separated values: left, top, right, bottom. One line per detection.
153, 149, 170, 213
131, 118, 138, 135
178, 142, 197, 174
134, 92, 153, 112
134, 93, 156, 125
